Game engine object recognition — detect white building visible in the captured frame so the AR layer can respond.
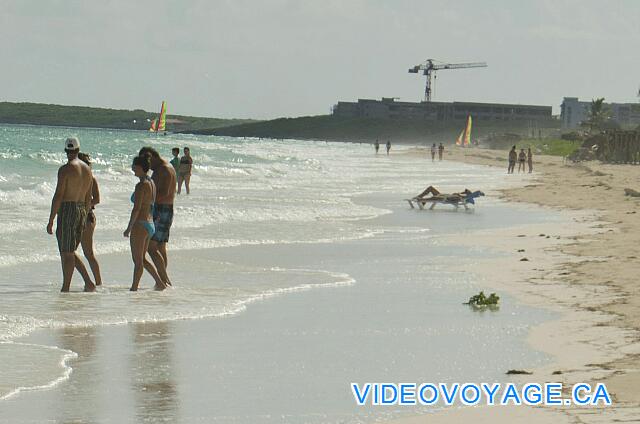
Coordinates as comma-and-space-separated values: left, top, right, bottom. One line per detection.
333, 98, 552, 122
561, 97, 640, 129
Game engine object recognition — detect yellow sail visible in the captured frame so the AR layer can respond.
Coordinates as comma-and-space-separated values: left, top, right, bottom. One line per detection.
157, 101, 167, 132
463, 115, 472, 146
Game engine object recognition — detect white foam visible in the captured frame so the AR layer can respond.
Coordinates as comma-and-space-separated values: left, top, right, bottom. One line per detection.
0, 341, 77, 400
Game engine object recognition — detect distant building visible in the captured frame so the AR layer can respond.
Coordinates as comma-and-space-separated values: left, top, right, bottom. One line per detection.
332, 97, 552, 122
560, 97, 640, 129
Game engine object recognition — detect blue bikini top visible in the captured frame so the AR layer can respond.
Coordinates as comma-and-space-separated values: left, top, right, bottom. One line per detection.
131, 176, 156, 213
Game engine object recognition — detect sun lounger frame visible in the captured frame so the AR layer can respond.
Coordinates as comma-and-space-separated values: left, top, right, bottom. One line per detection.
405, 198, 471, 210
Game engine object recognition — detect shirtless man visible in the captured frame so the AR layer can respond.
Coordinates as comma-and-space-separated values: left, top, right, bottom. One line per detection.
139, 147, 176, 287
47, 137, 96, 292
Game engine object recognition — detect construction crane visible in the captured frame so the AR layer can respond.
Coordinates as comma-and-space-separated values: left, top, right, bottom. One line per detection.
408, 59, 487, 102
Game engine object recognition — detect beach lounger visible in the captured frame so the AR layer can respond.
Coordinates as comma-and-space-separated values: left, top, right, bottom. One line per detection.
405, 190, 484, 211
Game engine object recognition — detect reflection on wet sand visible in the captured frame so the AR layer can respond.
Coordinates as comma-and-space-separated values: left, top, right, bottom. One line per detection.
54, 326, 98, 423
130, 321, 179, 422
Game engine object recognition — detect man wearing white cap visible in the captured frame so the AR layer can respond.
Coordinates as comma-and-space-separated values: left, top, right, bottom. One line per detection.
47, 137, 96, 292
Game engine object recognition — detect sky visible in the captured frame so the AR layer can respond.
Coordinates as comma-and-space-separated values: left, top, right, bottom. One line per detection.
0, 0, 638, 119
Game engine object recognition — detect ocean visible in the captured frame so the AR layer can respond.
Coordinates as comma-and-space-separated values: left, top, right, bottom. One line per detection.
0, 124, 562, 423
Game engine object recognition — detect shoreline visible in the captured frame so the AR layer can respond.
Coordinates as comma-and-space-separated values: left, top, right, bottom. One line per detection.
388, 147, 640, 423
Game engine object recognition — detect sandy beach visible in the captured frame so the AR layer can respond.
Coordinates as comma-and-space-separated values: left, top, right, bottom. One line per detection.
389, 147, 640, 423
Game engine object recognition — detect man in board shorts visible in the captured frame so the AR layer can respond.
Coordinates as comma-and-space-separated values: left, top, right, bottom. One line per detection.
47, 137, 96, 292
139, 147, 176, 287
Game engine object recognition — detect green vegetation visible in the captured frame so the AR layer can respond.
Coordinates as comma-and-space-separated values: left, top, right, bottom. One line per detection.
0, 102, 255, 131
519, 138, 582, 157
464, 291, 500, 306
484, 134, 581, 157
188, 114, 559, 144
579, 97, 624, 132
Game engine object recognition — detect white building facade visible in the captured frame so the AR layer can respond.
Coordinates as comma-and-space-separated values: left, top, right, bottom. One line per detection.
561, 97, 640, 129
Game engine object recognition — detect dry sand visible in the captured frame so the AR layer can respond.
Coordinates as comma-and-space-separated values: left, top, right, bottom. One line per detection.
386, 147, 640, 423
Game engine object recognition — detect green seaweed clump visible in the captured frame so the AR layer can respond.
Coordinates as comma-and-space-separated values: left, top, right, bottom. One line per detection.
464, 291, 500, 306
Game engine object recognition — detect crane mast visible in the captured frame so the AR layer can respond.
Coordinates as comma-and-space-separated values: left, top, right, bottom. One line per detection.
408, 59, 487, 102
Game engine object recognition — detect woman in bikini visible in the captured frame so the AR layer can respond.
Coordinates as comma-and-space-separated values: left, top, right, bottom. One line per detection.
177, 146, 193, 195
124, 154, 167, 291
78, 153, 103, 286
518, 148, 527, 173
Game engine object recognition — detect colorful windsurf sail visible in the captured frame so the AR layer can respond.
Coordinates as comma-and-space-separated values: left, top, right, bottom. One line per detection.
463, 115, 472, 146
149, 101, 167, 133
157, 101, 167, 132
455, 115, 472, 146
455, 129, 464, 146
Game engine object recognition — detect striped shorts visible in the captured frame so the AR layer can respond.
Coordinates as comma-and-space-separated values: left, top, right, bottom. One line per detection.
56, 202, 87, 253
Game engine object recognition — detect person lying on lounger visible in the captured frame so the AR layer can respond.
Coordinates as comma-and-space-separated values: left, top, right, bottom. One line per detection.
413, 186, 484, 205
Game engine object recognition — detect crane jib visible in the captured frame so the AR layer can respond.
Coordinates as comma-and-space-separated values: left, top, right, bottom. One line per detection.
408, 59, 488, 102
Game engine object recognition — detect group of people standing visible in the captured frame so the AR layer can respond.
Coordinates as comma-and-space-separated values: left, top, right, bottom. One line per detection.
47, 137, 183, 292
374, 139, 391, 155
170, 146, 193, 195
430, 143, 445, 161
508, 145, 533, 174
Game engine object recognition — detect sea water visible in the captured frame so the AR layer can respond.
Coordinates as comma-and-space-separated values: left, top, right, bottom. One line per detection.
0, 124, 562, 423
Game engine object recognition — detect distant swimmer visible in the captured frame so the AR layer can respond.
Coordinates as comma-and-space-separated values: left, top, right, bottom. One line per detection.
438, 143, 444, 161
374, 139, 380, 154
139, 147, 176, 288
177, 146, 193, 195
430, 143, 437, 162
124, 154, 166, 291
47, 137, 96, 292
77, 152, 102, 286
508, 146, 517, 174
518, 148, 526, 173
386, 140, 391, 155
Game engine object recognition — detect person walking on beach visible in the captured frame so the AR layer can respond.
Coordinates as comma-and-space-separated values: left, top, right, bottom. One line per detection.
374, 139, 380, 155
386, 140, 391, 155
508, 146, 517, 174
518, 148, 527, 173
77, 153, 102, 286
527, 147, 533, 173
178, 147, 193, 195
46, 137, 96, 292
438, 143, 444, 161
124, 154, 166, 291
430, 143, 437, 162
139, 147, 176, 288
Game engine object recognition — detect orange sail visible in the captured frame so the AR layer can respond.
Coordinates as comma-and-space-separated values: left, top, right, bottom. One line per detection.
148, 118, 157, 132
455, 129, 464, 146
